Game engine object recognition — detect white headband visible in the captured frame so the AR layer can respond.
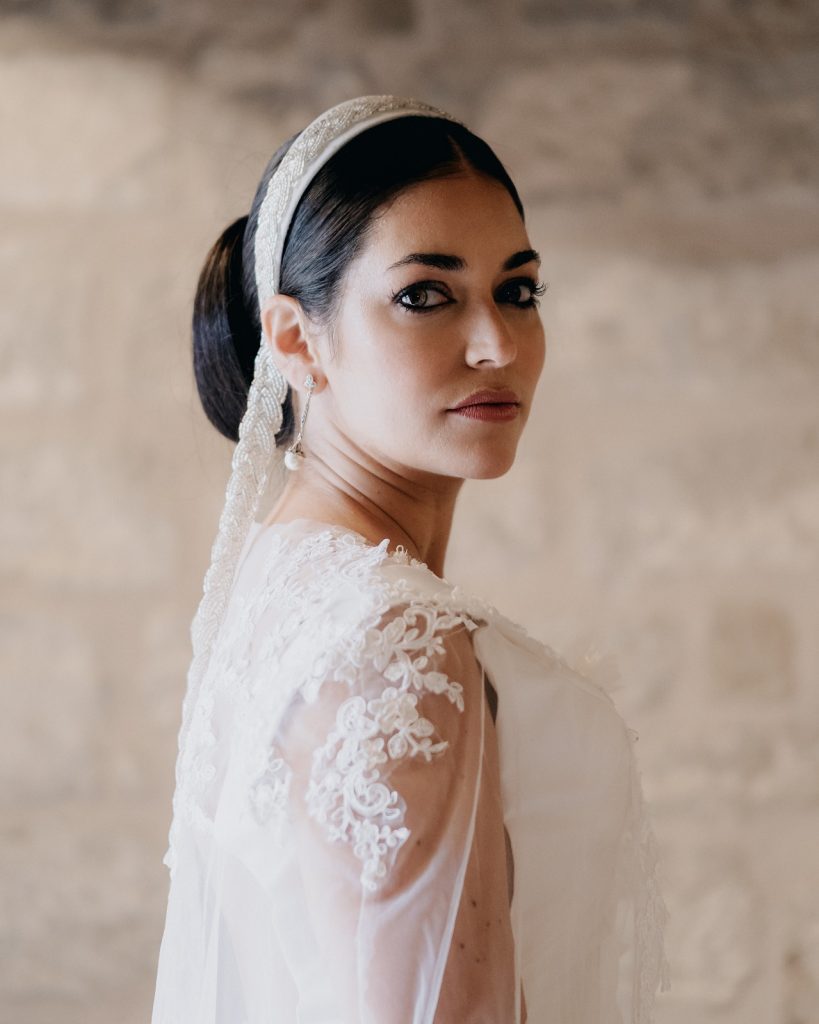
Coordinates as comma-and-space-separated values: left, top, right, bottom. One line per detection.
254, 94, 463, 309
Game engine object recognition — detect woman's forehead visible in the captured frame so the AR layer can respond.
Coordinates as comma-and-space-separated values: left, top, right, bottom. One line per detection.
361, 178, 529, 267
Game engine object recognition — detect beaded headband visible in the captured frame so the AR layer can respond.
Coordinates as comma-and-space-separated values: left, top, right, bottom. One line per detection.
166, 96, 464, 845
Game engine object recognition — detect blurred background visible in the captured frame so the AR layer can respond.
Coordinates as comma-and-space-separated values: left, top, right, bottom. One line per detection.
1, 1, 818, 1021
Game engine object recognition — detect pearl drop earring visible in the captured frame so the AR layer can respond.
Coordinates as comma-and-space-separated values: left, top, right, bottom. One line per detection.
284, 373, 316, 471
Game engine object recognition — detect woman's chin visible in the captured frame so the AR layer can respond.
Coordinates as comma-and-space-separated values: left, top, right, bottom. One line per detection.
452, 447, 519, 480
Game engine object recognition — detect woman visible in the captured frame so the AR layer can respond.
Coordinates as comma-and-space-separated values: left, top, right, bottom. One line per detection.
151, 95, 671, 1023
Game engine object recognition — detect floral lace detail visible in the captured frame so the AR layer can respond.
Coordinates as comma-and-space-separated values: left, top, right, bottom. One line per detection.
165, 535, 294, 869
248, 741, 292, 841
305, 599, 479, 892
165, 520, 637, 907
164, 523, 474, 875
160, 517, 672, 1018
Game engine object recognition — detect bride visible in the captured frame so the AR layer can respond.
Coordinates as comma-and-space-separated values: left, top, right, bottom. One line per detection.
151, 95, 671, 1023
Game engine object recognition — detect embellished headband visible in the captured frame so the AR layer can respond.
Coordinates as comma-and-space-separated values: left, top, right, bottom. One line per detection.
169, 96, 464, 812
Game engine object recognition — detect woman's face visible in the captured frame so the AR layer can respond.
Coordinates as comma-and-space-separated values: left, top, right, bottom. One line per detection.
314, 168, 546, 482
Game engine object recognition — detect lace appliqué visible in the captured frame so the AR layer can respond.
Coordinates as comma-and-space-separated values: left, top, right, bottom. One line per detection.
164, 520, 627, 894
248, 741, 292, 843
306, 600, 478, 893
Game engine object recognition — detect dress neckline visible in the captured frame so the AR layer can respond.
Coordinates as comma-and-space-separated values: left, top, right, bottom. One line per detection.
248, 516, 450, 586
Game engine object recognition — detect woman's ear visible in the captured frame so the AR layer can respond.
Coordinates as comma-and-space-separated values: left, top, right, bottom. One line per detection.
260, 293, 324, 391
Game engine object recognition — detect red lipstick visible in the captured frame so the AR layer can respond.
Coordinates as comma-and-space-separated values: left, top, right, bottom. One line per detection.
448, 387, 521, 421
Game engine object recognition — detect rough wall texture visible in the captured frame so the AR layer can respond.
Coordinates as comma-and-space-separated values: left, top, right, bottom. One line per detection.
1, 2, 817, 1022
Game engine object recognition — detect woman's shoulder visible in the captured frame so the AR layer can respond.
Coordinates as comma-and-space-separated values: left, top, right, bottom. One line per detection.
235, 517, 489, 624
227, 518, 483, 687
233, 517, 629, 722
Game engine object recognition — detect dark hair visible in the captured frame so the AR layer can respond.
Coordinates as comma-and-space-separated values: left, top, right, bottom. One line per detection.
192, 115, 525, 443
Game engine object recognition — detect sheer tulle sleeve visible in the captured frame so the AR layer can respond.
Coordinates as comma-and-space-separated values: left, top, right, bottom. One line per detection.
275, 600, 509, 1024
453, 622, 673, 1024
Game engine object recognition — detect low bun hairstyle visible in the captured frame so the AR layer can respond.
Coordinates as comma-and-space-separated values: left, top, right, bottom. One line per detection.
192, 116, 524, 444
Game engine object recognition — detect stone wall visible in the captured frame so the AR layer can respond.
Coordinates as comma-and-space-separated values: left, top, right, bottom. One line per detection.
1, 2, 817, 1021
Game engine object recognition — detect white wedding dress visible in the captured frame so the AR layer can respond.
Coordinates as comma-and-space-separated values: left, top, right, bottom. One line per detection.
151, 517, 671, 1023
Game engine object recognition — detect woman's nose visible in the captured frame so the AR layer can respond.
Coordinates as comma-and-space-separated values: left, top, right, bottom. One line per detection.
464, 303, 518, 367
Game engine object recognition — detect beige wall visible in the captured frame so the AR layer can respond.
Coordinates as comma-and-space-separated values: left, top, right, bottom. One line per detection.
2, 3, 817, 1021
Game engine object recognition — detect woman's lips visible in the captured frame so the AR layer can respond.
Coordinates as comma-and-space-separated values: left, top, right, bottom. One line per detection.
448, 403, 520, 421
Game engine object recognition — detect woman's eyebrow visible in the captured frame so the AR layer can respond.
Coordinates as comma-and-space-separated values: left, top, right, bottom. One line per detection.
387, 248, 541, 272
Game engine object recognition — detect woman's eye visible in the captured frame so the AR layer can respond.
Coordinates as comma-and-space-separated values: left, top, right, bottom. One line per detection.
395, 283, 450, 312
504, 277, 548, 307
393, 276, 547, 314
